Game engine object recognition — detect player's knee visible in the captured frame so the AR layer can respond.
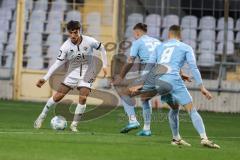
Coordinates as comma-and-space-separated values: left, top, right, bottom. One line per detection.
169, 104, 179, 110
79, 96, 87, 104
53, 93, 65, 102
184, 103, 194, 113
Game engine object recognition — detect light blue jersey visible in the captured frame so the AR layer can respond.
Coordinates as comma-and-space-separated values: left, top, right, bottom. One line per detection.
130, 35, 161, 63
146, 39, 203, 105
150, 39, 202, 86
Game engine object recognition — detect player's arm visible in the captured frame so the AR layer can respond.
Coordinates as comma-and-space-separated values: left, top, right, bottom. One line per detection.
128, 46, 159, 93
36, 50, 67, 88
113, 41, 141, 85
180, 69, 192, 82
93, 41, 108, 77
186, 47, 212, 100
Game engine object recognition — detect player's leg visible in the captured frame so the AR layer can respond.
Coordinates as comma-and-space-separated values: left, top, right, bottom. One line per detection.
173, 84, 220, 148
165, 96, 191, 146
120, 95, 140, 133
184, 103, 220, 148
136, 91, 156, 136
70, 87, 91, 132
34, 83, 71, 129
115, 80, 140, 133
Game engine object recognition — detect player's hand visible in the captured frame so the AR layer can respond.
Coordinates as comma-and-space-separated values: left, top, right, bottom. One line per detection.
200, 85, 213, 100
129, 84, 143, 95
102, 67, 107, 78
181, 73, 192, 82
112, 74, 123, 85
36, 79, 46, 88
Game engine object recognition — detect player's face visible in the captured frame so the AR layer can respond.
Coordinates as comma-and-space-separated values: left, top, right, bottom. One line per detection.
133, 29, 141, 39
68, 29, 80, 44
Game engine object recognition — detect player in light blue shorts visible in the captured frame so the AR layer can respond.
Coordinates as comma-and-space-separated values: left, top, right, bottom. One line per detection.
113, 23, 161, 136
135, 25, 220, 148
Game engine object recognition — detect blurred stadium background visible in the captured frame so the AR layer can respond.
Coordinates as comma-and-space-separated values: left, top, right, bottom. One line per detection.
0, 0, 240, 113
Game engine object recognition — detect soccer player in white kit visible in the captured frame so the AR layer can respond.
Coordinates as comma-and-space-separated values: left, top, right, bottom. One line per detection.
34, 21, 108, 132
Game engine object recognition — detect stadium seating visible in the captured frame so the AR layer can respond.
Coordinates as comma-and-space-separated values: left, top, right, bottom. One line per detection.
86, 12, 101, 25
216, 41, 234, 55
216, 41, 235, 55
28, 21, 45, 33
181, 15, 198, 29
34, 0, 48, 11
145, 14, 161, 27
161, 27, 169, 41
0, 8, 12, 20
235, 31, 240, 43
27, 33, 42, 45
127, 13, 143, 26
48, 11, 64, 22
0, 20, 10, 32
199, 16, 216, 29
0, 31, 8, 44
46, 22, 62, 33
1, 0, 16, 10
217, 17, 234, 30
25, 0, 33, 11
47, 45, 61, 58
27, 56, 43, 70
181, 29, 197, 41
51, 0, 67, 11
6, 32, 17, 52
198, 29, 216, 41
46, 34, 63, 46
235, 18, 240, 31
183, 39, 197, 51
66, 10, 82, 22
198, 52, 215, 67
198, 40, 216, 53
2, 52, 14, 68
162, 15, 179, 28
30, 10, 46, 22
147, 26, 160, 39
216, 30, 234, 42
26, 45, 42, 57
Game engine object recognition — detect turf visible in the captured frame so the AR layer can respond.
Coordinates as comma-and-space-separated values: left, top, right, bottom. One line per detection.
0, 100, 240, 160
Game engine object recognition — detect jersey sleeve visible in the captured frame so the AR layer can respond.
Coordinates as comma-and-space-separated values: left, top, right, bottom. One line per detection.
130, 40, 141, 58
186, 46, 203, 86
90, 37, 102, 50
57, 44, 68, 61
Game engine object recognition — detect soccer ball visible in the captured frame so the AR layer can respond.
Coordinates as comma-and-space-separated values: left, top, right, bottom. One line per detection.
50, 116, 67, 130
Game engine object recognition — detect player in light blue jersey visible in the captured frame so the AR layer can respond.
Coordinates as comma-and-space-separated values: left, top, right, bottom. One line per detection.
113, 23, 161, 136
132, 25, 220, 148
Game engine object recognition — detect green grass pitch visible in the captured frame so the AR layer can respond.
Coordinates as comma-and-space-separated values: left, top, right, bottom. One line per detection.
0, 100, 240, 160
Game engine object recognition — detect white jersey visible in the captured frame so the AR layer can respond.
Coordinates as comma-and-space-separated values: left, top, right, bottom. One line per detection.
58, 35, 103, 78
43, 35, 107, 88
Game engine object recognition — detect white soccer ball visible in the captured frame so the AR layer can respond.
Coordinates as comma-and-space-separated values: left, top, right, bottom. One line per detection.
50, 116, 67, 130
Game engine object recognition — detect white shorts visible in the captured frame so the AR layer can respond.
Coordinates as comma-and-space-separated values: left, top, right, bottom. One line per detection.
63, 66, 93, 89
62, 76, 93, 89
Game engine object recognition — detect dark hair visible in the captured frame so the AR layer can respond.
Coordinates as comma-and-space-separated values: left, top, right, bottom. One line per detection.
168, 25, 181, 37
67, 20, 81, 31
133, 23, 147, 32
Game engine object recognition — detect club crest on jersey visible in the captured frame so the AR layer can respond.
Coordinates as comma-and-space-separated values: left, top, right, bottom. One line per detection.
83, 46, 88, 51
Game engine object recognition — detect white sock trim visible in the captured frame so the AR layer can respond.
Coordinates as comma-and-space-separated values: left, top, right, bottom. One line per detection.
143, 124, 150, 131
129, 115, 137, 123
75, 104, 86, 115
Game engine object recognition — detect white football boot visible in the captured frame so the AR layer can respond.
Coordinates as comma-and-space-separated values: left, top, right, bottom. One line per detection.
34, 114, 46, 129
201, 138, 220, 149
171, 139, 191, 147
70, 123, 79, 132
